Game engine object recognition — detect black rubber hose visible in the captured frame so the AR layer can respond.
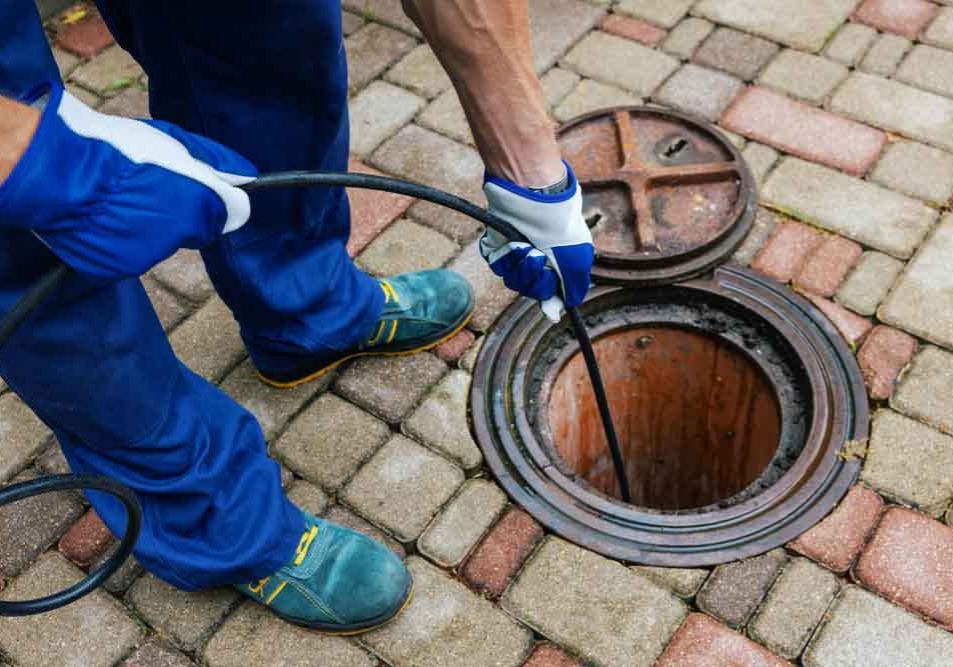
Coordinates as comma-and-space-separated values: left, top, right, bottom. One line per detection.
243, 171, 632, 503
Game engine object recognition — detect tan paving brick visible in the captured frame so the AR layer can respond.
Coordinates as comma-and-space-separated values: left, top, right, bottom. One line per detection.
324, 504, 406, 558
732, 207, 780, 265
334, 351, 447, 424
128, 574, 239, 653
346, 23, 417, 94
553, 79, 641, 123
617, 0, 694, 28
892, 345, 953, 435
121, 639, 192, 667
758, 49, 848, 105
696, 549, 787, 628
364, 557, 533, 667
142, 277, 189, 332
804, 585, 953, 667
656, 613, 788, 666
418, 479, 507, 567
170, 296, 244, 383
68, 45, 142, 97
880, 216, 953, 348
275, 392, 389, 490
762, 157, 936, 259
448, 241, 518, 333
528, 0, 607, 72
99, 84, 149, 118
661, 17, 715, 59
356, 219, 458, 277
343, 0, 420, 36
694, 27, 780, 80
749, 558, 840, 659
285, 478, 329, 516
347, 158, 414, 256
561, 31, 678, 96
896, 44, 953, 100
540, 68, 581, 110
824, 23, 878, 65
349, 81, 425, 158
0, 553, 140, 667
654, 63, 743, 121
342, 434, 464, 541
862, 409, 953, 514
503, 537, 687, 667
858, 33, 912, 76
151, 249, 214, 303
417, 88, 473, 145
923, 6, 953, 48
384, 44, 451, 99
630, 566, 709, 599
0, 393, 52, 483
403, 370, 481, 470
835, 251, 904, 317
871, 139, 953, 205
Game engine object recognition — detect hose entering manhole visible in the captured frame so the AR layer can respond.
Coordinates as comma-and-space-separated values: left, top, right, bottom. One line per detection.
0, 169, 630, 616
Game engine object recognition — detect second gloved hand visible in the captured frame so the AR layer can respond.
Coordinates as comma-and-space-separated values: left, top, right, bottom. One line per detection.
479, 162, 594, 321
0, 83, 257, 283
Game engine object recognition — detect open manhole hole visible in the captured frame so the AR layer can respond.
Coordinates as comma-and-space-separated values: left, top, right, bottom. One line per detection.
470, 106, 868, 566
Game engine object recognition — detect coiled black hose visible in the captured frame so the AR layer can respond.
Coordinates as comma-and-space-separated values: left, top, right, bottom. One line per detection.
0, 169, 630, 617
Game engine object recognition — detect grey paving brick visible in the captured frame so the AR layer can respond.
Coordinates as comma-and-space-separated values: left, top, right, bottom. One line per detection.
142, 277, 189, 332
896, 44, 953, 99
36, 440, 71, 476
553, 78, 641, 123
66, 82, 101, 108
334, 351, 447, 424
835, 251, 904, 317
528, 0, 606, 72
732, 207, 780, 265
561, 32, 678, 96
220, 359, 326, 443
417, 88, 473, 146
69, 45, 142, 96
741, 143, 780, 188
630, 566, 709, 598
748, 557, 840, 659
880, 216, 953, 348
385, 44, 451, 99
0, 470, 83, 577
859, 33, 911, 77
617, 0, 694, 28
758, 49, 848, 104
341, 10, 365, 37
824, 23, 878, 65
128, 574, 239, 653
342, 435, 464, 541
121, 639, 193, 667
92, 540, 144, 594
285, 478, 329, 517
53, 46, 79, 78
448, 241, 518, 333
0, 553, 140, 667
696, 549, 787, 628
99, 85, 149, 118
694, 0, 858, 52
0, 393, 52, 483
151, 249, 214, 303
346, 0, 419, 35
653, 63, 743, 121
356, 219, 458, 277
324, 504, 406, 558
349, 81, 425, 158
804, 586, 953, 667
274, 392, 390, 490
365, 556, 533, 667
204, 601, 376, 667
541, 67, 581, 110
893, 346, 953, 436
372, 125, 484, 243
871, 139, 953, 206
345, 23, 417, 94
923, 7, 953, 49
830, 72, 953, 152
762, 157, 936, 259
503, 537, 686, 667
403, 370, 482, 470
694, 27, 780, 80
661, 17, 715, 58
418, 479, 507, 567
169, 296, 245, 383
459, 334, 484, 373
861, 410, 953, 515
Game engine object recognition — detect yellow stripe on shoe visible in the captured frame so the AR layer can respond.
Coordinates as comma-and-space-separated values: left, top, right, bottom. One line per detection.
295, 525, 319, 566
265, 581, 288, 606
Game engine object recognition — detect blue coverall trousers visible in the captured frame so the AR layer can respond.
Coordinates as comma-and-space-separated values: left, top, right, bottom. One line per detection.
0, 0, 384, 590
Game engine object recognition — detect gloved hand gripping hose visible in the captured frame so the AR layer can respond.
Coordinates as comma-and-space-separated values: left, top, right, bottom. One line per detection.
0, 169, 630, 617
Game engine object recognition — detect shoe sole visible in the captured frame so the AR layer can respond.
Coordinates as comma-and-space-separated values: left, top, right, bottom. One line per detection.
273, 579, 415, 635
256, 312, 473, 389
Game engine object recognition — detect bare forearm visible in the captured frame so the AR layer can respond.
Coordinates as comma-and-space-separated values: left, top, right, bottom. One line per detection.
403, 0, 563, 188
0, 96, 40, 185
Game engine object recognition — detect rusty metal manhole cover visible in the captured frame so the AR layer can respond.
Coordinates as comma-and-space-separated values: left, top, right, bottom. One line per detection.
558, 106, 756, 285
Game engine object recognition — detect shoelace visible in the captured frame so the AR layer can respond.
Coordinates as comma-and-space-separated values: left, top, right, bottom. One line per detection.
246, 524, 318, 605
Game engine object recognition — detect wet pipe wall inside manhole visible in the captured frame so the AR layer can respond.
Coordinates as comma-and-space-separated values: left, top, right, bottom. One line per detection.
470, 106, 869, 566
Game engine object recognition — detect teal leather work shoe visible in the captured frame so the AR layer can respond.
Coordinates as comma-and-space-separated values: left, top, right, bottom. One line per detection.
236, 513, 413, 634
256, 269, 473, 388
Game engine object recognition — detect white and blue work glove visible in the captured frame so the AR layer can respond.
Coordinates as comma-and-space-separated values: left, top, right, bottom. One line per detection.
0, 83, 256, 283
480, 162, 594, 321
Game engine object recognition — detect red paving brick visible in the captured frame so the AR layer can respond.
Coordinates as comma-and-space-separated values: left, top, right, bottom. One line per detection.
522, 643, 584, 667
346, 158, 414, 256
656, 613, 790, 666
461, 507, 543, 598
58, 509, 114, 568
721, 87, 886, 177
855, 507, 953, 630
789, 485, 885, 573
751, 221, 824, 284
599, 14, 667, 47
853, 0, 939, 39
434, 328, 475, 363
54, 9, 115, 59
806, 294, 873, 348
857, 325, 918, 400
795, 235, 863, 297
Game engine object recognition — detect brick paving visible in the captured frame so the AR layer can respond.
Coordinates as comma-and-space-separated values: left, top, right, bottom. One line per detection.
5, 1, 953, 665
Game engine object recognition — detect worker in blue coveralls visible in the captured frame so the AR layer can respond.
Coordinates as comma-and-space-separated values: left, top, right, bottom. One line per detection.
0, 0, 593, 633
